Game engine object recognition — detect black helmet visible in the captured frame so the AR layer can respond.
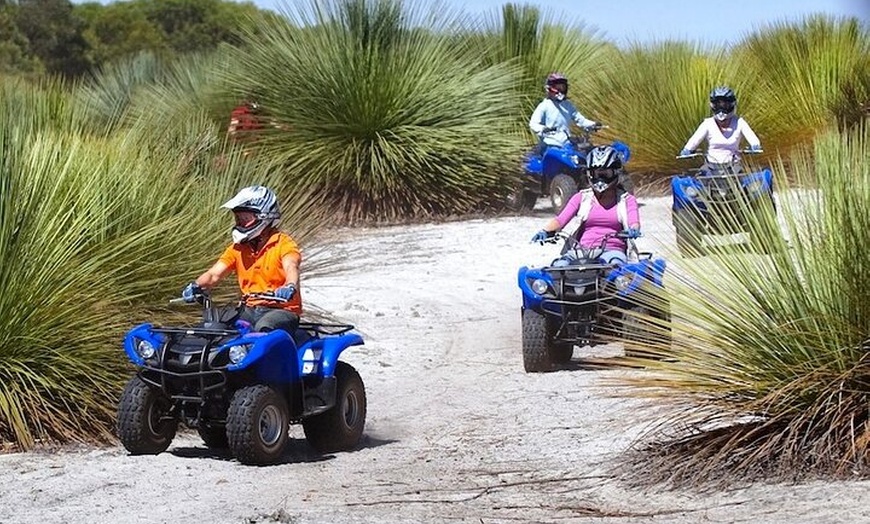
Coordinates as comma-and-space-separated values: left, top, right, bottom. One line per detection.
586, 145, 622, 193
709, 86, 736, 122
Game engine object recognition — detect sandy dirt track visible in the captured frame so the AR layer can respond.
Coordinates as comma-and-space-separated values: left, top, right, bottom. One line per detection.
2, 196, 870, 524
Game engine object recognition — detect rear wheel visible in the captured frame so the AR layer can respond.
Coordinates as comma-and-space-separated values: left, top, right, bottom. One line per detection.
505, 186, 538, 212
227, 385, 289, 465
550, 174, 578, 214
303, 362, 367, 453
117, 376, 178, 455
618, 172, 634, 195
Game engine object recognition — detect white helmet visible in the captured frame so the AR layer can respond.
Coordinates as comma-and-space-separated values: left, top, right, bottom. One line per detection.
221, 185, 281, 243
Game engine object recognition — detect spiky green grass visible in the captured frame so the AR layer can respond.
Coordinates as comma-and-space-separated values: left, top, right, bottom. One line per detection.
587, 41, 733, 173
224, 0, 525, 221
734, 15, 870, 151
0, 76, 325, 449
611, 125, 870, 486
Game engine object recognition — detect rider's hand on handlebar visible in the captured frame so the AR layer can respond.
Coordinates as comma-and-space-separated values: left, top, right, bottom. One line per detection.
531, 229, 555, 244
679, 148, 692, 157
181, 282, 202, 303
273, 284, 296, 301
749, 144, 763, 153
624, 228, 642, 239
584, 122, 603, 132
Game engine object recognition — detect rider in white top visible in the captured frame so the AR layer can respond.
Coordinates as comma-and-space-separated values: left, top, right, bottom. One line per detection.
680, 86, 762, 165
529, 72, 598, 149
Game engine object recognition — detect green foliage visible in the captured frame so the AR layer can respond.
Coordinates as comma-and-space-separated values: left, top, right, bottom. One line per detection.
0, 4, 43, 76
471, 3, 609, 137
734, 15, 870, 150
14, 0, 92, 77
0, 75, 325, 449
588, 40, 733, 172
613, 125, 870, 485
227, 0, 524, 221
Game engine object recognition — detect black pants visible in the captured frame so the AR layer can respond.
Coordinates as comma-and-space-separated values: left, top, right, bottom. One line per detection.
238, 306, 299, 335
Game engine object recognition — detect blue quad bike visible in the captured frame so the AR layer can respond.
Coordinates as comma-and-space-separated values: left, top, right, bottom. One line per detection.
671, 150, 775, 257
517, 232, 669, 372
507, 125, 633, 214
116, 291, 367, 465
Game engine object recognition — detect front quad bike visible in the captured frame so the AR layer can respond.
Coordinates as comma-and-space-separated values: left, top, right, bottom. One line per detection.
671, 150, 776, 257
116, 292, 367, 465
511, 125, 633, 214
517, 232, 669, 372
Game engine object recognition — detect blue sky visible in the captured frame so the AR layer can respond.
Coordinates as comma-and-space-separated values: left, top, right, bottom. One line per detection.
253, 0, 870, 46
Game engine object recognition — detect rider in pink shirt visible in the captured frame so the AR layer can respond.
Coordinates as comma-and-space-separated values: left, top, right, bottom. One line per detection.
531, 146, 640, 264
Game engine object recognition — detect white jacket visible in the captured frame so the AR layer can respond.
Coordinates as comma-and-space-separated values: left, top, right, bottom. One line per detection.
529, 98, 596, 148
682, 116, 761, 164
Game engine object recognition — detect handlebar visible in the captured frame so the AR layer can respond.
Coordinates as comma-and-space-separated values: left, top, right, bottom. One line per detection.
543, 124, 607, 135
536, 229, 640, 246
676, 148, 762, 160
243, 292, 288, 303
169, 291, 288, 305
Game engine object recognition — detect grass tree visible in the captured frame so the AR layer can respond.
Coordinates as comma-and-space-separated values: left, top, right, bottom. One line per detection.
612, 125, 870, 486
0, 75, 325, 449
225, 0, 525, 221
733, 15, 870, 153
470, 3, 609, 138
587, 41, 734, 174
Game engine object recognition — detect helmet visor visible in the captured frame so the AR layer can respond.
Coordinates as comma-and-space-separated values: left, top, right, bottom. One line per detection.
589, 168, 618, 183
711, 99, 735, 114
548, 81, 567, 94
233, 209, 259, 228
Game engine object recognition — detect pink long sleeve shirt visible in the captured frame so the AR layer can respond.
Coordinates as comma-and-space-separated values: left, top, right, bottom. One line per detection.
555, 192, 640, 252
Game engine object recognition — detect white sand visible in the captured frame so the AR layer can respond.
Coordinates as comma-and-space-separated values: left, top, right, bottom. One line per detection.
2, 196, 869, 524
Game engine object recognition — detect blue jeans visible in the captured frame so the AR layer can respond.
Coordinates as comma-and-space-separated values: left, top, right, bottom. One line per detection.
238, 306, 299, 334
552, 249, 626, 267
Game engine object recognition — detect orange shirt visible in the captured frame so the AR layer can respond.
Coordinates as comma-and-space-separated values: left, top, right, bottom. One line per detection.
219, 231, 302, 314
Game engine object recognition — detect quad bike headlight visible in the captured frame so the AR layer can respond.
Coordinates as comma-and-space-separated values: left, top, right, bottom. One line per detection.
744, 180, 765, 195
531, 279, 550, 295
136, 339, 156, 360
228, 344, 250, 364
571, 155, 581, 166
683, 185, 700, 199
613, 274, 633, 292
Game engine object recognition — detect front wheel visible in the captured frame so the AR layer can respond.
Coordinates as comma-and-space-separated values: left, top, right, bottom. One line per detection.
522, 309, 571, 372
623, 305, 671, 359
550, 174, 578, 214
673, 208, 703, 258
303, 361, 367, 453
227, 385, 290, 465
117, 376, 178, 455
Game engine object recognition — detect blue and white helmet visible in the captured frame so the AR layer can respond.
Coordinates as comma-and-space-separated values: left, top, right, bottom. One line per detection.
221, 185, 281, 243
586, 145, 623, 193
709, 86, 737, 122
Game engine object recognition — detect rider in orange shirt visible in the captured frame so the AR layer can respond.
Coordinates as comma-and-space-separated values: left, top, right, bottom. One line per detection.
182, 186, 301, 334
